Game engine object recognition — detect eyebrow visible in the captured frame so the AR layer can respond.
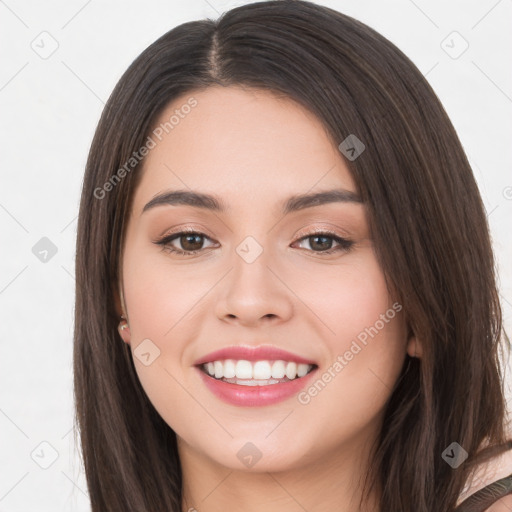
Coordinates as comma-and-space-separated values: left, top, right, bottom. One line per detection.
142, 188, 362, 216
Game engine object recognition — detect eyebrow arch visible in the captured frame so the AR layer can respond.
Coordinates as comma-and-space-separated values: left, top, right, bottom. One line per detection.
141, 188, 362, 216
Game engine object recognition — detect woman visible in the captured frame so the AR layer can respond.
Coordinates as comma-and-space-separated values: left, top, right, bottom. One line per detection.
73, 1, 511, 510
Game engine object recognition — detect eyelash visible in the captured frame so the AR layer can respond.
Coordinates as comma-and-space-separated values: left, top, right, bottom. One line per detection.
154, 227, 354, 257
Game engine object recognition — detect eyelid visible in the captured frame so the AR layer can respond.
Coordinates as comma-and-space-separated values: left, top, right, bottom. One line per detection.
293, 225, 350, 239
155, 224, 214, 240
293, 223, 355, 246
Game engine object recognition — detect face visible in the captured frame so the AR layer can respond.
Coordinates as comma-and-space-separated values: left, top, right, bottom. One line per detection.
119, 85, 409, 473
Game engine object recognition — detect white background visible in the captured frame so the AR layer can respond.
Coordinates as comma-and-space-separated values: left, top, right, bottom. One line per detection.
0, 0, 511, 510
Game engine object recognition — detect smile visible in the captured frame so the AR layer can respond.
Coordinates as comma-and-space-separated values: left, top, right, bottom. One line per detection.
200, 359, 316, 385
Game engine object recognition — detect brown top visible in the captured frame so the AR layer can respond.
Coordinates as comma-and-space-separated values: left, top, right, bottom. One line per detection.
454, 445, 512, 511
454, 472, 512, 511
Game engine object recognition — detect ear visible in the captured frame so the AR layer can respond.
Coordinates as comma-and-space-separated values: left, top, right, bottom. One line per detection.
406, 335, 423, 358
114, 281, 131, 344
118, 319, 131, 345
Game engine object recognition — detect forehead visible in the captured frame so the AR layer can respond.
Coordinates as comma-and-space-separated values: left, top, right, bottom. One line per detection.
132, 86, 356, 214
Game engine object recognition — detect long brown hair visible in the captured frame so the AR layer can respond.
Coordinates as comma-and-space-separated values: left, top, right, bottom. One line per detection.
73, 1, 511, 510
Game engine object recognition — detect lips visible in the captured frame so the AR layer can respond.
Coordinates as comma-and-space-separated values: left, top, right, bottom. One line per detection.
193, 345, 319, 407
193, 345, 317, 366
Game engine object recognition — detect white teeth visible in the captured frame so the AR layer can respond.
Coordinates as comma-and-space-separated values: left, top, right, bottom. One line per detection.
285, 362, 297, 380
202, 359, 314, 381
297, 364, 309, 377
223, 359, 236, 379
253, 361, 272, 380
223, 377, 282, 386
214, 361, 223, 379
271, 360, 286, 379
235, 360, 253, 379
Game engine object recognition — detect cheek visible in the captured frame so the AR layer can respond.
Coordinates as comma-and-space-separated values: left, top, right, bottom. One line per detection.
121, 237, 205, 344
121, 246, 204, 423
291, 251, 407, 424
337, 255, 406, 378
288, 248, 401, 345
121, 239, 222, 413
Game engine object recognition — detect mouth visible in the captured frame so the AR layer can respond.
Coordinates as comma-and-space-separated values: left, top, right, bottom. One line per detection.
197, 359, 318, 386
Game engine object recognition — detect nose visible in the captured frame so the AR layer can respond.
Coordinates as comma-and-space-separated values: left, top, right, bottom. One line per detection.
214, 247, 294, 327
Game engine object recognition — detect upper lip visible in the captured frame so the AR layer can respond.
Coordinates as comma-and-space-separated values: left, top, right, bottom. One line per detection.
193, 345, 318, 366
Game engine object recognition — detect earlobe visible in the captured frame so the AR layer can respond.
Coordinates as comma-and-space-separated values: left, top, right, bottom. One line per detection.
118, 317, 131, 344
406, 336, 422, 358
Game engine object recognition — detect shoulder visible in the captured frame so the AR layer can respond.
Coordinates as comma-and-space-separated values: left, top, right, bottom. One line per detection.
457, 446, 512, 510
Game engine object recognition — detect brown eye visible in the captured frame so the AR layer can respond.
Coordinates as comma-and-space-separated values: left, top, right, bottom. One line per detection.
308, 235, 335, 251
177, 233, 205, 251
293, 232, 354, 255
155, 231, 216, 255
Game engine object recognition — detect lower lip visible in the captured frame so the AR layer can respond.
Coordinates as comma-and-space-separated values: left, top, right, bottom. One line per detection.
196, 366, 318, 407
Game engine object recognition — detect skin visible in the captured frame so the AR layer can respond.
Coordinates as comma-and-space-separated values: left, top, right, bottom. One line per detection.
116, 85, 420, 512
